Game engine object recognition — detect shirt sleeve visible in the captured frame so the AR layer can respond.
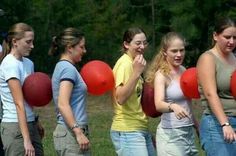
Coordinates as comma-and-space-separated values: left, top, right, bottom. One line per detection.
113, 63, 132, 88
3, 63, 20, 81
60, 66, 77, 85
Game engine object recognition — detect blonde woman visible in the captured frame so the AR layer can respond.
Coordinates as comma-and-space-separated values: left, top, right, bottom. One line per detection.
0, 23, 44, 156
145, 32, 198, 156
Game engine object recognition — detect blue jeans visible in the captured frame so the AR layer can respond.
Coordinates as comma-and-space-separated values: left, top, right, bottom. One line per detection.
110, 130, 156, 156
200, 114, 236, 156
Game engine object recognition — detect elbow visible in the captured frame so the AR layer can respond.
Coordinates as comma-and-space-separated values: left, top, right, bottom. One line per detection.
204, 91, 216, 99
203, 91, 219, 102
155, 101, 162, 112
116, 96, 126, 105
58, 100, 66, 111
115, 92, 127, 105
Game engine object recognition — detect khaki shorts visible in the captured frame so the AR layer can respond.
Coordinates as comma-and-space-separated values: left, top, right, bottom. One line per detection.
53, 124, 90, 156
156, 125, 198, 156
1, 122, 43, 156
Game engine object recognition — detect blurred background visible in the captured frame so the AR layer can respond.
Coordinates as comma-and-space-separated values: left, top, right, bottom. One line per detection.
0, 0, 235, 72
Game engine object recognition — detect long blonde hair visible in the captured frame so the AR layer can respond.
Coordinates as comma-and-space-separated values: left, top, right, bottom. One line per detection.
145, 32, 185, 85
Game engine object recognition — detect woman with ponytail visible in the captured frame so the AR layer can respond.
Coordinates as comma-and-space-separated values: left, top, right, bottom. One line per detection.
49, 27, 90, 156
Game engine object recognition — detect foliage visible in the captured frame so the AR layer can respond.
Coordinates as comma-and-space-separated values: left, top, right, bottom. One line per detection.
0, 0, 235, 72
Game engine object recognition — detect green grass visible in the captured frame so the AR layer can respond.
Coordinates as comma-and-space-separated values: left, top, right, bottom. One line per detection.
35, 95, 205, 156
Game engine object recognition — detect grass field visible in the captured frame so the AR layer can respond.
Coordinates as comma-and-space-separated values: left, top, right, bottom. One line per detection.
35, 94, 205, 156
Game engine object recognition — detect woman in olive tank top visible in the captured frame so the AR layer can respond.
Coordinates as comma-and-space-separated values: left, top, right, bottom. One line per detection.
197, 17, 236, 156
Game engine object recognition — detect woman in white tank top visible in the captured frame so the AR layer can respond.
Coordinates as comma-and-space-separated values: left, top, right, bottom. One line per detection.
145, 32, 199, 156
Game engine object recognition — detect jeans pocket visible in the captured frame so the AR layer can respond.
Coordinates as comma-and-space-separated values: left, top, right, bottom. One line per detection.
53, 129, 67, 151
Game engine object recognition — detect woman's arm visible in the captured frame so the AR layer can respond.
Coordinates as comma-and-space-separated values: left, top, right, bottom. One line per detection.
8, 79, 35, 156
58, 81, 89, 150
197, 53, 236, 142
115, 54, 146, 104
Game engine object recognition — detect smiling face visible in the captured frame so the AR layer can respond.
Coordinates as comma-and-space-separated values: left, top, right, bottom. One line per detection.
70, 37, 86, 63
12, 31, 34, 57
124, 32, 148, 58
213, 26, 236, 54
164, 37, 185, 68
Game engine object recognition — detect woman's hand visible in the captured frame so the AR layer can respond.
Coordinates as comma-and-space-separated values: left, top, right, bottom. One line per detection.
222, 126, 236, 143
170, 103, 190, 120
133, 54, 146, 77
75, 129, 90, 151
24, 139, 35, 156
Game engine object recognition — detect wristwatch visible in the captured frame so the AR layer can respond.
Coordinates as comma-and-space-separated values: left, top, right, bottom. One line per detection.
221, 122, 230, 127
71, 123, 80, 130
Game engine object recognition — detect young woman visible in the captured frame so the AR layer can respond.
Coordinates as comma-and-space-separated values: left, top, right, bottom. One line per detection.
0, 23, 44, 156
197, 17, 236, 156
49, 27, 90, 156
110, 27, 156, 156
145, 32, 198, 156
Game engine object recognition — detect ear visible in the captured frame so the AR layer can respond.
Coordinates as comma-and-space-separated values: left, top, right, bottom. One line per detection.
66, 45, 73, 53
123, 41, 130, 50
12, 38, 17, 47
213, 32, 218, 42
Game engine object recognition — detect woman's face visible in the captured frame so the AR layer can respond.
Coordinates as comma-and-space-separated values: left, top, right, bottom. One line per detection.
124, 32, 148, 58
13, 31, 34, 57
214, 26, 236, 54
164, 38, 185, 68
71, 37, 86, 63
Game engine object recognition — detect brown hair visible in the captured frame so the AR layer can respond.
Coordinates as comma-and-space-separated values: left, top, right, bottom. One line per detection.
48, 27, 84, 56
212, 17, 235, 46
122, 27, 146, 52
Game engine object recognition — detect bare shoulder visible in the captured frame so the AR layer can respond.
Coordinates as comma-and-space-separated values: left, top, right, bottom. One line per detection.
197, 51, 215, 66
154, 70, 167, 87
155, 70, 166, 80
198, 52, 214, 61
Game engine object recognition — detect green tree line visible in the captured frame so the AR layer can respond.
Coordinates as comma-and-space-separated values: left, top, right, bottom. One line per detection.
0, 0, 235, 74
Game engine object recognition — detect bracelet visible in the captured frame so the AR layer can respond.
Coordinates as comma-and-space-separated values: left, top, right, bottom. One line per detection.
168, 102, 174, 112
71, 123, 79, 130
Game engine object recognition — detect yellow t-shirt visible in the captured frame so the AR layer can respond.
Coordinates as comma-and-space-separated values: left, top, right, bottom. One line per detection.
111, 54, 148, 131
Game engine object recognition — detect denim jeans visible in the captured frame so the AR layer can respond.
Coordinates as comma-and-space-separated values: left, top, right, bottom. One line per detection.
110, 130, 156, 156
200, 114, 236, 156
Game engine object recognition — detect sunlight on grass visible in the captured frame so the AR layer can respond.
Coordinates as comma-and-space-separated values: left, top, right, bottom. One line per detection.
35, 95, 205, 156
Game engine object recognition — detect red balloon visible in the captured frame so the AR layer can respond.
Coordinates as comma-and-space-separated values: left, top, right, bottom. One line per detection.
80, 60, 115, 95
180, 67, 200, 99
23, 72, 52, 107
141, 83, 162, 118
230, 70, 236, 98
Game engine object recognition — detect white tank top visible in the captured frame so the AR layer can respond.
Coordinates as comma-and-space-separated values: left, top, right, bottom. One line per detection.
160, 79, 194, 128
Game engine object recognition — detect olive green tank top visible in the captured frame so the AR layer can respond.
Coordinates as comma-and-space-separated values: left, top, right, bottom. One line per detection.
200, 51, 236, 116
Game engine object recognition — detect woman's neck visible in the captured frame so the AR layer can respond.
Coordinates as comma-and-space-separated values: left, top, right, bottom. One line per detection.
10, 49, 23, 60
212, 45, 229, 58
60, 54, 75, 65
212, 45, 235, 65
